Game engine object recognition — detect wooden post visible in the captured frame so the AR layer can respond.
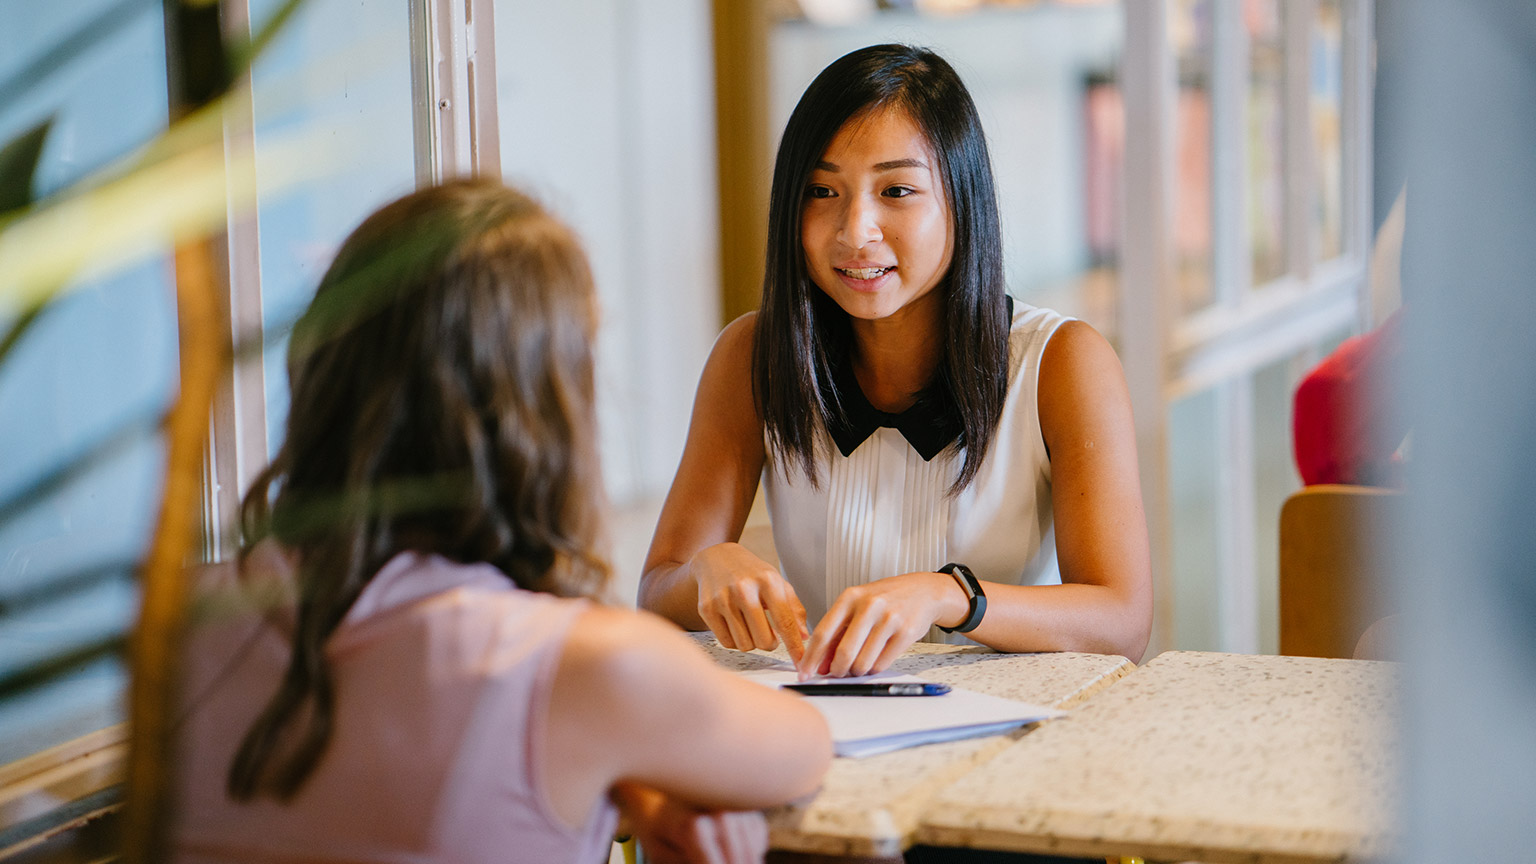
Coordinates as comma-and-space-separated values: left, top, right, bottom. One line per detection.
711, 0, 772, 325
121, 3, 232, 860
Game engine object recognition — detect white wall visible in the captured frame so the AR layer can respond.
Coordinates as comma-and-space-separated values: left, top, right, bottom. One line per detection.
495, 0, 721, 516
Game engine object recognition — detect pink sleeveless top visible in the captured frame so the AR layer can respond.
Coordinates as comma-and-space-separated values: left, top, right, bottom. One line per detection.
171, 543, 618, 864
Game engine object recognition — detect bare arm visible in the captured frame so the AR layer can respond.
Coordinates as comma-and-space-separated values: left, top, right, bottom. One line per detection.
544, 606, 833, 828
639, 314, 807, 656
964, 320, 1152, 660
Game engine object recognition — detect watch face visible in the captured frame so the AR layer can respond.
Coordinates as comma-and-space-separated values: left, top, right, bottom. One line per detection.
952, 562, 976, 596
943, 563, 982, 598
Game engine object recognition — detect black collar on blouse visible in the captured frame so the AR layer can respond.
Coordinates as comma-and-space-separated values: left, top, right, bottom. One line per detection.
820, 297, 1012, 462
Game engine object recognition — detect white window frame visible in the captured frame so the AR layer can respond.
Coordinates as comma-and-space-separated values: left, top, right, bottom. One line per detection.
201, 0, 504, 559
1122, 0, 1374, 654
409, 0, 500, 183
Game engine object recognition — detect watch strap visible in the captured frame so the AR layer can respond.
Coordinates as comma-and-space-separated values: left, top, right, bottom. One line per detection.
937, 562, 986, 634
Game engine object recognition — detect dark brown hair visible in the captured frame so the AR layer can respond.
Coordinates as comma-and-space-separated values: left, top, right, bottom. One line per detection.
754, 44, 1009, 493
227, 179, 609, 801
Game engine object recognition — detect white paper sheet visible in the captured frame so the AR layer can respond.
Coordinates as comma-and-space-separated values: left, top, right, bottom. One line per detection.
740, 666, 1064, 758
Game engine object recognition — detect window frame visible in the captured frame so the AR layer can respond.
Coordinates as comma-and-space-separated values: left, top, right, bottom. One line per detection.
1121, 0, 1375, 654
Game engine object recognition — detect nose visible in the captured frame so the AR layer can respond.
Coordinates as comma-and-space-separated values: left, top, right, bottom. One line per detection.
836, 194, 882, 249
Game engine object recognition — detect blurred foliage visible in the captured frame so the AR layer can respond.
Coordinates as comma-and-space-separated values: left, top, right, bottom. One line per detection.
0, 8, 481, 855
0, 0, 307, 856
0, 119, 50, 213
0, 0, 312, 319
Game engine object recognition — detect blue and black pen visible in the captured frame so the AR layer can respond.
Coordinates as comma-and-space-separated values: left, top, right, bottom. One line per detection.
784, 682, 951, 697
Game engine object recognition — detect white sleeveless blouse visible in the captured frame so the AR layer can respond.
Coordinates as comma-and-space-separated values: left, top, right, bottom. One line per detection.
763, 303, 1071, 632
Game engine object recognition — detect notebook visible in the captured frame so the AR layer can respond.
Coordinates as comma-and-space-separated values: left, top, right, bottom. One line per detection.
740, 666, 1064, 759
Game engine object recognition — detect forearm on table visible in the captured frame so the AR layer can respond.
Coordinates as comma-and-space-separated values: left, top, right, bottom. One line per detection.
638, 560, 709, 631
964, 581, 1150, 661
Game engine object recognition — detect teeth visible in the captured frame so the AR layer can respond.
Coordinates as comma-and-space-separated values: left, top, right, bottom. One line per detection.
838, 267, 891, 280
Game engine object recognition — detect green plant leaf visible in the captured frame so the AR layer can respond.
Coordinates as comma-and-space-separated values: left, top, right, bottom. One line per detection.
0, 108, 346, 315
259, 471, 476, 545
0, 558, 136, 618
0, 118, 52, 213
0, 636, 126, 700
0, 0, 306, 219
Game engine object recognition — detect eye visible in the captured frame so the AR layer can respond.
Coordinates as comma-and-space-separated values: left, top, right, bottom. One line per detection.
805, 185, 835, 200
883, 185, 916, 198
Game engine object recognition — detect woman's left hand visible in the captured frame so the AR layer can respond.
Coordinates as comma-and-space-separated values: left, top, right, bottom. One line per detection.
797, 572, 967, 679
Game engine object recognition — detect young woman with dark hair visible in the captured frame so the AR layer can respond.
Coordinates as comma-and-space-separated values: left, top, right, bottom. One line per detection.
641, 44, 1152, 678
170, 180, 830, 864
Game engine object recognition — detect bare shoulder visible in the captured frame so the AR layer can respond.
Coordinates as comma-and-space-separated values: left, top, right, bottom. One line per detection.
691, 311, 764, 431
718, 310, 759, 345
1040, 320, 1127, 399
558, 606, 681, 672
543, 608, 732, 823
705, 311, 758, 377
551, 605, 832, 809
1040, 319, 1122, 380
556, 606, 721, 711
1037, 319, 1133, 437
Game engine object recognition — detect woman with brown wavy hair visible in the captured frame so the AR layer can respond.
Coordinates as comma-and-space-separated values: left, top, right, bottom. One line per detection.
170, 180, 830, 864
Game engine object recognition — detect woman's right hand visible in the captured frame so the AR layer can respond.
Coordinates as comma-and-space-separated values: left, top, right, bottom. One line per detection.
692, 542, 808, 663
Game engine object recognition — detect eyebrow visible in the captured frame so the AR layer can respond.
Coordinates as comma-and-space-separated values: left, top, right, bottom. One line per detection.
814, 158, 930, 172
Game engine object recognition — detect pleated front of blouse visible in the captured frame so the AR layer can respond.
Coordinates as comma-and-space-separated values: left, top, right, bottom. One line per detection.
763, 303, 1071, 629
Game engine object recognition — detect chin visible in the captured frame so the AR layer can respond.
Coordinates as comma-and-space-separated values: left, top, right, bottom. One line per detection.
846, 305, 901, 322
822, 289, 902, 322
838, 301, 900, 322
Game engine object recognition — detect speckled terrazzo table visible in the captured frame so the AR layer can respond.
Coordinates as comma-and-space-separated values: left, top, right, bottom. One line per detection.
689, 633, 1134, 857
916, 650, 1399, 863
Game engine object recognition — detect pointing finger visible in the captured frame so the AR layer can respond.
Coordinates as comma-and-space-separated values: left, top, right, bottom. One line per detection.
774, 606, 804, 664
799, 608, 849, 680
763, 582, 807, 663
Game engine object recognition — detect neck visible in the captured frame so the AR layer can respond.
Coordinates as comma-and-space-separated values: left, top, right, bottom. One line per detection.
848, 293, 945, 413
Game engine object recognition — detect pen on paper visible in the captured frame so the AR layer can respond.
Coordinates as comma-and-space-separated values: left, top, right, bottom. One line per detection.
783, 682, 952, 697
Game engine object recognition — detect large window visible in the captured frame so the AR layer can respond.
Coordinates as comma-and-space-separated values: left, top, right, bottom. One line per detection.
1155, 0, 1372, 653
247, 0, 418, 455
0, 0, 174, 765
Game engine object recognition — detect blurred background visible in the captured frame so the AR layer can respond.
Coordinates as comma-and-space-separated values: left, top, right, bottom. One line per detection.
10, 0, 1536, 859
0, 0, 1376, 770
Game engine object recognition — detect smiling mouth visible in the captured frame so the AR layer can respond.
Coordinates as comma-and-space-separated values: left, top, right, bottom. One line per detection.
835, 266, 893, 280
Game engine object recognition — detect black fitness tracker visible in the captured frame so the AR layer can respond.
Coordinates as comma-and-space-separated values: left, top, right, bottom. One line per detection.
937, 562, 986, 634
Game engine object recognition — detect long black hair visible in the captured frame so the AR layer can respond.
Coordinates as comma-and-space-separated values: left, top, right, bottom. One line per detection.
226, 179, 610, 801
753, 44, 1010, 493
